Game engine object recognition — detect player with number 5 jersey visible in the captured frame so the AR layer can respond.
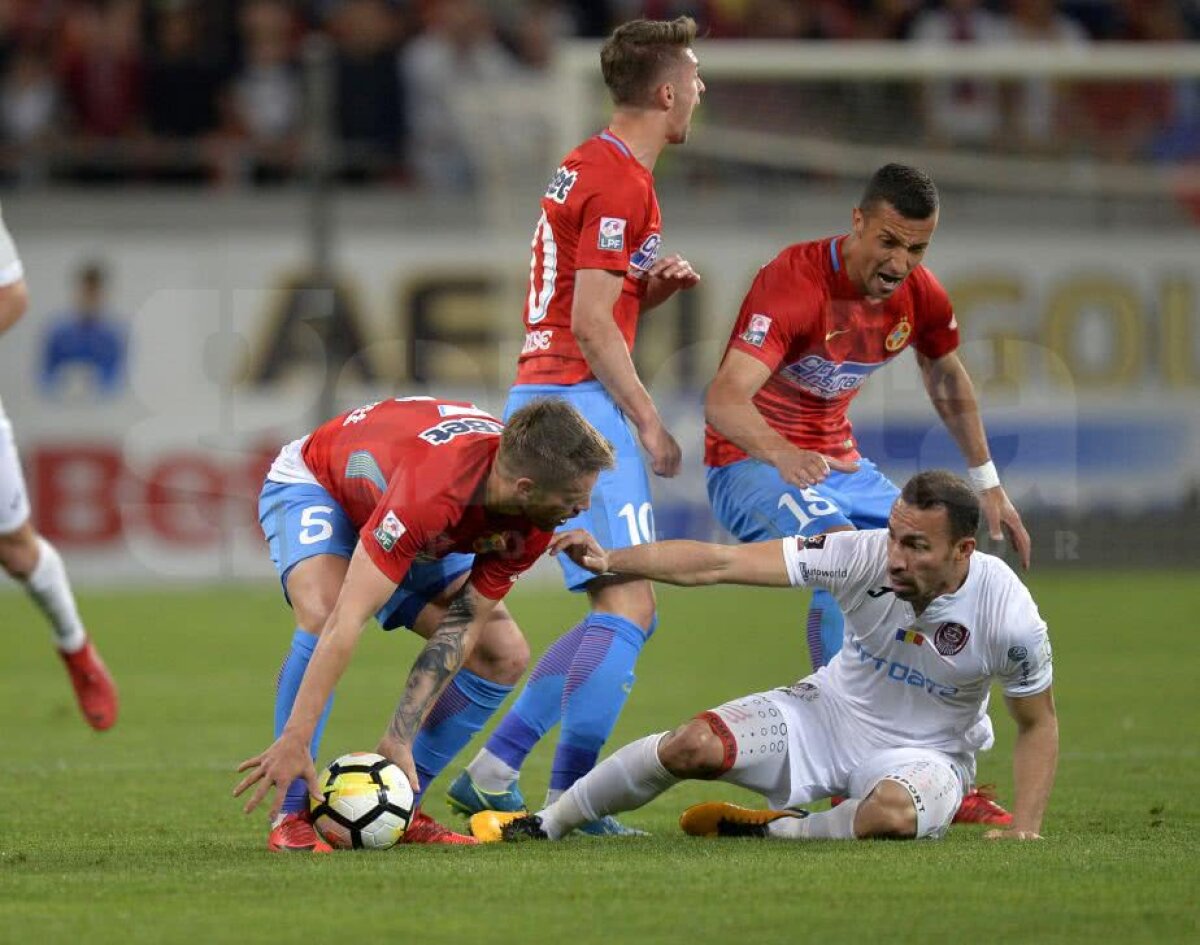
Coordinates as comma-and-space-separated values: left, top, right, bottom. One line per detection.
236, 396, 614, 850
451, 17, 705, 835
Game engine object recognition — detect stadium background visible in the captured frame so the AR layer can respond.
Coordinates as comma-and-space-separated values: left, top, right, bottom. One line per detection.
0, 4, 1198, 942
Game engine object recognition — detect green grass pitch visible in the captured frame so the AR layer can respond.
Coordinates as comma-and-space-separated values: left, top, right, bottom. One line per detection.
1, 573, 1197, 944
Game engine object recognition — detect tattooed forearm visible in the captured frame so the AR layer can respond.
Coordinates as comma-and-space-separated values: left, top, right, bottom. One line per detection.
385, 590, 477, 744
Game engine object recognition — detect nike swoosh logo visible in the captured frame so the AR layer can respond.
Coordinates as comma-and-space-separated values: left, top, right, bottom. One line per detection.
825, 328, 850, 341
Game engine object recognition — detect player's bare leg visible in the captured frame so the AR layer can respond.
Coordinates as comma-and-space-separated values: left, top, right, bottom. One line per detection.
0, 520, 118, 732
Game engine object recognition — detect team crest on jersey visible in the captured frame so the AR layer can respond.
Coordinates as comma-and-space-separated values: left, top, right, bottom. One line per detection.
373, 510, 407, 552
628, 233, 661, 275
1007, 645, 1028, 661
598, 217, 626, 251
933, 622, 971, 656
741, 314, 773, 348
545, 166, 578, 204
885, 318, 912, 352
419, 417, 504, 446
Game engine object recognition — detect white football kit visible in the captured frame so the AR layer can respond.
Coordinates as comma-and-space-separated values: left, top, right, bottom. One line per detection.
0, 206, 28, 533
705, 529, 1052, 838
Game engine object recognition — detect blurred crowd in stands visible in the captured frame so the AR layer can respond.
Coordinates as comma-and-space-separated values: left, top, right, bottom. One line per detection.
0, 0, 1196, 189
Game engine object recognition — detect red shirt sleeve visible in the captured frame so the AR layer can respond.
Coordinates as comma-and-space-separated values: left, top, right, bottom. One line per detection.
359, 474, 455, 586
724, 252, 823, 374
573, 173, 648, 273
468, 528, 553, 600
911, 268, 960, 359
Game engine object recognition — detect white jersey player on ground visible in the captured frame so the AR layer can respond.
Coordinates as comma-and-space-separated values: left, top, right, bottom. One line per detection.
470, 470, 1057, 843
0, 207, 118, 730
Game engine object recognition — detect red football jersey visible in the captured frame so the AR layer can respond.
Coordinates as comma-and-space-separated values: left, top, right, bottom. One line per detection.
300, 397, 552, 598
515, 129, 663, 385
705, 236, 959, 465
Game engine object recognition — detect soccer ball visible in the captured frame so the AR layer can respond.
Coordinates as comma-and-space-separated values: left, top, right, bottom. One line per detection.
310, 752, 414, 850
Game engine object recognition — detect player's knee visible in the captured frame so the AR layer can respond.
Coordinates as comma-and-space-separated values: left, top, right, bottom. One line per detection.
591, 578, 656, 632
0, 523, 39, 579
657, 720, 726, 778
465, 610, 529, 686
855, 779, 918, 839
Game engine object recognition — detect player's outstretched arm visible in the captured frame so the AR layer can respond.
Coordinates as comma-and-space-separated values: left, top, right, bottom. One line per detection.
550, 528, 793, 588
706, 349, 857, 488
987, 687, 1058, 841
376, 582, 497, 792
917, 351, 1031, 569
573, 268, 681, 477
233, 544, 396, 817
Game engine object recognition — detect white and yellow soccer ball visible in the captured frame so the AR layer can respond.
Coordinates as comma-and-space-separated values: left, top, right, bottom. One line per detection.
310, 752, 414, 850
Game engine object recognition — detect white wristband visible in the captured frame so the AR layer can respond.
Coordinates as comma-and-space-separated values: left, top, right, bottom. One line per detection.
967, 460, 1000, 493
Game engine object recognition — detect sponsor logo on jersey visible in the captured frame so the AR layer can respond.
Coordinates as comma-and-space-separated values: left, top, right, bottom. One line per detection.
1007, 645, 1028, 662
885, 318, 912, 352
545, 166, 577, 204
895, 627, 926, 646
628, 233, 661, 275
741, 313, 773, 348
797, 564, 847, 583
781, 354, 885, 399
522, 329, 554, 354
853, 641, 959, 698
373, 510, 406, 552
419, 417, 505, 446
598, 217, 626, 251
933, 621, 971, 656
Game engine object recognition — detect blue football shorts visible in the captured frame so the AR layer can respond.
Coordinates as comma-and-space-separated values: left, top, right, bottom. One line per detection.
506, 381, 655, 592
706, 456, 900, 543
258, 479, 474, 631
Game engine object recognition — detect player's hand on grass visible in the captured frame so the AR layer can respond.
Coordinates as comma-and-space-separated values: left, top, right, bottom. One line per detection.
777, 448, 859, 489
981, 486, 1032, 570
984, 828, 1042, 841
376, 736, 420, 795
549, 529, 610, 574
233, 733, 321, 818
638, 417, 682, 478
647, 254, 701, 292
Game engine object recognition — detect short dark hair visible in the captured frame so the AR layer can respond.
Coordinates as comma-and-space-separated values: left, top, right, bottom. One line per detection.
860, 163, 939, 220
499, 398, 615, 486
900, 470, 980, 542
600, 17, 697, 108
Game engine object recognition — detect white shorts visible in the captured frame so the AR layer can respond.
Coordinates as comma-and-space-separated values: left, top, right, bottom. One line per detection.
0, 409, 31, 533
701, 677, 966, 840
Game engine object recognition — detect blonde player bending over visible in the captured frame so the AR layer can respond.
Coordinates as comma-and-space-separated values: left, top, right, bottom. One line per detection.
470, 470, 1056, 843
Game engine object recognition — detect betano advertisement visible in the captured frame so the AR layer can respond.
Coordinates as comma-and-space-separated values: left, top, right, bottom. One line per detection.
1, 226, 1196, 583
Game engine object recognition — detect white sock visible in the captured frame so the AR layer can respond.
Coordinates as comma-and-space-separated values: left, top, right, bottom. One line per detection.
465, 748, 520, 793
23, 537, 87, 653
538, 733, 676, 840
769, 799, 861, 840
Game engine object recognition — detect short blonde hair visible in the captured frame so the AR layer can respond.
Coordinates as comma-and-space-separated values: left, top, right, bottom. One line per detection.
600, 17, 697, 108
499, 398, 615, 486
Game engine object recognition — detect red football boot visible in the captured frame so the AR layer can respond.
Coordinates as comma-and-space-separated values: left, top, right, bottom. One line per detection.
401, 809, 479, 845
268, 812, 333, 853
59, 639, 118, 731
953, 785, 1014, 826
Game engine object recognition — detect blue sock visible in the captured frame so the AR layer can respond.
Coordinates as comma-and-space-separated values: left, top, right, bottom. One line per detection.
483, 619, 587, 771
274, 629, 334, 815
806, 589, 845, 671
550, 612, 649, 793
412, 669, 513, 804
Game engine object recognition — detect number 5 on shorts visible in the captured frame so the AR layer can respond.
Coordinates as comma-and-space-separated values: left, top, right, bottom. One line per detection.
298, 505, 335, 545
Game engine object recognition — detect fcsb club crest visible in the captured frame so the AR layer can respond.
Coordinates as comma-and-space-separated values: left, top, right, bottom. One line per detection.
934, 622, 970, 656
885, 319, 912, 352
